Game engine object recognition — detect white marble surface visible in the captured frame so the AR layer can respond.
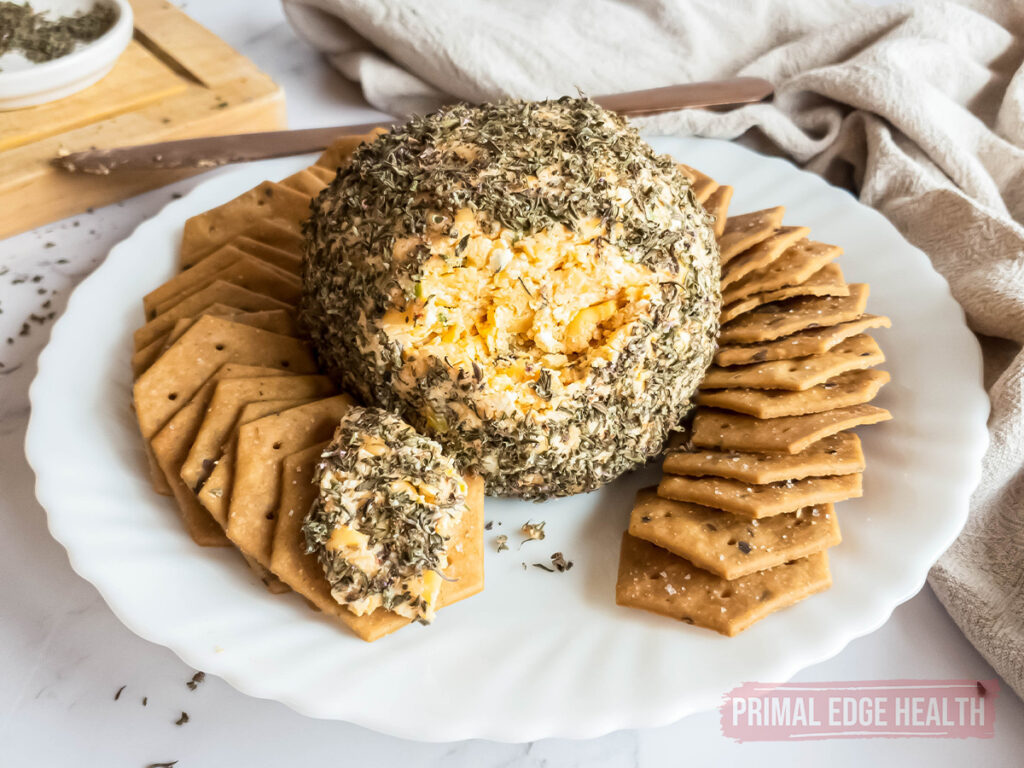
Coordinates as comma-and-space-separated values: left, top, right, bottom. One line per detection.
1, 1, 1022, 765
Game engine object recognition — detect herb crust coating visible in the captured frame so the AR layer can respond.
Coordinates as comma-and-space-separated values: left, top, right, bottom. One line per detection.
303, 406, 465, 623
302, 98, 720, 499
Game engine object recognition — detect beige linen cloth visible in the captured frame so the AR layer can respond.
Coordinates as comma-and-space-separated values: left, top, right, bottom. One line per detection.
283, 0, 1024, 696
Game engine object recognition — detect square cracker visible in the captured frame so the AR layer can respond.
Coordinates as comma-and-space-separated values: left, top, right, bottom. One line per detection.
144, 246, 299, 319
204, 395, 329, 595
722, 239, 843, 306
271, 445, 485, 642
281, 168, 330, 197
183, 396, 302, 596
676, 164, 718, 204
197, 397, 319, 526
615, 533, 832, 636
628, 488, 840, 580
180, 182, 311, 267
718, 283, 870, 345
139, 313, 296, 494
134, 315, 317, 440
720, 263, 848, 323
135, 308, 299, 493
721, 226, 811, 288
132, 305, 295, 379
658, 472, 862, 518
714, 314, 891, 366
691, 404, 892, 454
151, 255, 301, 317
717, 207, 785, 263
307, 165, 336, 184
134, 281, 292, 351
226, 395, 356, 567
149, 365, 291, 546
664, 432, 865, 484
703, 185, 733, 238
699, 334, 884, 391
692, 178, 718, 205
232, 236, 302, 275
181, 375, 336, 495
187, 219, 305, 268
697, 369, 890, 418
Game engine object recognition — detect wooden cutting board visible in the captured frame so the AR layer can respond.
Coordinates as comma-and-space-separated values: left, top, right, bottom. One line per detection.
0, 0, 286, 240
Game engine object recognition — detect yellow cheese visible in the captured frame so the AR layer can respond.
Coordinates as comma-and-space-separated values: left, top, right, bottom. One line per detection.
326, 524, 370, 552
565, 299, 617, 354
420, 569, 442, 609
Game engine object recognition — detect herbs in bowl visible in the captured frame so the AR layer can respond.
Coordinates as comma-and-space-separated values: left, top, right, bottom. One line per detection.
0, 0, 132, 110
0, 1, 116, 66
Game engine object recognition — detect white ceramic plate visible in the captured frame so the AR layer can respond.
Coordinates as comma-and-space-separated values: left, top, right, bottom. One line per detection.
27, 137, 988, 742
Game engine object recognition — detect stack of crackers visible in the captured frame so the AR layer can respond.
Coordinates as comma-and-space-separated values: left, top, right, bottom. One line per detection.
615, 167, 893, 636
129, 134, 483, 642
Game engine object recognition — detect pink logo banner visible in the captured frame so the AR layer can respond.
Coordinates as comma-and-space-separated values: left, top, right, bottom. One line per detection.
720, 679, 998, 742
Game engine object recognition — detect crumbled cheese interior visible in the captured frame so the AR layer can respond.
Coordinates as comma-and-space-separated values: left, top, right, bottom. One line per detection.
379, 198, 687, 421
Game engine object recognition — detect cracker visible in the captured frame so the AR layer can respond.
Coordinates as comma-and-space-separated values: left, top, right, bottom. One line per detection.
271, 447, 485, 642
148, 364, 290, 546
281, 168, 330, 197
628, 488, 840, 579
132, 308, 298, 379
700, 334, 884, 391
152, 256, 300, 317
658, 472, 862, 518
676, 164, 698, 184
721, 226, 811, 288
717, 284, 870, 345
132, 304, 236, 379
137, 311, 298, 493
703, 184, 733, 238
133, 281, 292, 350
676, 164, 718, 203
185, 219, 305, 267
722, 239, 843, 306
232, 236, 302, 275
221, 397, 326, 596
133, 315, 317, 440
144, 246, 246, 319
307, 165, 336, 184
615, 533, 832, 636
180, 182, 311, 267
196, 398, 305, 526
691, 404, 892, 454
720, 263, 848, 323
664, 432, 864, 484
692, 177, 719, 205
717, 207, 786, 264
223, 309, 297, 337
181, 375, 335, 495
226, 395, 355, 567
697, 369, 890, 418
714, 314, 891, 366
144, 247, 299, 319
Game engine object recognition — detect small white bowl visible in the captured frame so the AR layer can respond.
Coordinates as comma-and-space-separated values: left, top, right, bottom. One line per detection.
0, 0, 133, 111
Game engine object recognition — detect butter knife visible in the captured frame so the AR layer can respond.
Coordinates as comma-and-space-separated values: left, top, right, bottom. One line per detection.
54, 77, 772, 175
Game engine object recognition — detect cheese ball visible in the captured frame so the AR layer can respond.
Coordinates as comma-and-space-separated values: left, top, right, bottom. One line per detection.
302, 98, 720, 499
303, 407, 466, 624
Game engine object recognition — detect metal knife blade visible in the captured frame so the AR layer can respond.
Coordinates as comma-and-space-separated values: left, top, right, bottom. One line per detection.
54, 77, 772, 174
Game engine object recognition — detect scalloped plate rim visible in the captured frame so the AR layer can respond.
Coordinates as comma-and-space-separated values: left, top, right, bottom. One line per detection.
26, 137, 988, 742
